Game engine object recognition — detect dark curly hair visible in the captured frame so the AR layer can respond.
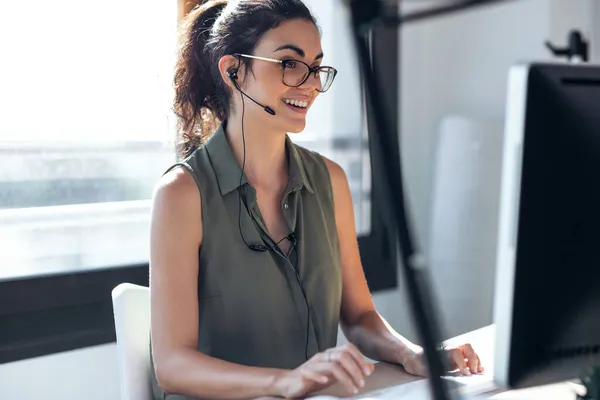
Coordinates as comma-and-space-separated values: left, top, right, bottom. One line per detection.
173, 0, 318, 158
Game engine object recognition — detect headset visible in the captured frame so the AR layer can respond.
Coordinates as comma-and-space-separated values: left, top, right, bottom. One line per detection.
227, 58, 313, 360
227, 65, 275, 115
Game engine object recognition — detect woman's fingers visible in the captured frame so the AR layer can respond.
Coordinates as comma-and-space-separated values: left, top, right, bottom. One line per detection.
330, 344, 374, 375
461, 345, 479, 374
460, 344, 483, 374
328, 349, 367, 390
325, 360, 361, 395
449, 348, 469, 375
341, 344, 375, 376
302, 367, 330, 385
310, 345, 376, 395
447, 344, 484, 375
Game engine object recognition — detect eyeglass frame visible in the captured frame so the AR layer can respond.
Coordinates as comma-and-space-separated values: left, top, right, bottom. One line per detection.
232, 53, 338, 93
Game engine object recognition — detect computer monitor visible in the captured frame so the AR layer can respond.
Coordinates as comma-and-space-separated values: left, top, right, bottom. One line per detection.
493, 62, 600, 389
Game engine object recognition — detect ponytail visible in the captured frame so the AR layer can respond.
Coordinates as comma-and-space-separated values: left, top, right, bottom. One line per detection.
174, 0, 227, 158
173, 0, 318, 158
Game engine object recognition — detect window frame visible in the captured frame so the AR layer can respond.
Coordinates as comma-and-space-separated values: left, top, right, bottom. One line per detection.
0, 0, 399, 364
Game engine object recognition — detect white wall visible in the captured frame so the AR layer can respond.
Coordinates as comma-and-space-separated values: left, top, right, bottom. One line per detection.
0, 344, 121, 400
398, 0, 595, 340
548, 0, 596, 53
1, 1, 597, 399
594, 0, 600, 60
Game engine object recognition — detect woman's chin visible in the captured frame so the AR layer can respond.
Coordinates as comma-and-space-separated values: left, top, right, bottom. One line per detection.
284, 119, 307, 134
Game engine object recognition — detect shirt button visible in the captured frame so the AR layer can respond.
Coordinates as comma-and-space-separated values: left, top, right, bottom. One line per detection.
283, 203, 289, 210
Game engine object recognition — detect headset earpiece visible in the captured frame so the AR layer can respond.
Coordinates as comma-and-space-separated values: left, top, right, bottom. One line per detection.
228, 62, 275, 116
228, 69, 239, 80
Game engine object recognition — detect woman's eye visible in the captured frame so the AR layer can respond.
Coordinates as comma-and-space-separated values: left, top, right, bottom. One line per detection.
283, 60, 297, 69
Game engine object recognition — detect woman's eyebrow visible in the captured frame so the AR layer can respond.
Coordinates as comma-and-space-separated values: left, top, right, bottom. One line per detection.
273, 44, 324, 60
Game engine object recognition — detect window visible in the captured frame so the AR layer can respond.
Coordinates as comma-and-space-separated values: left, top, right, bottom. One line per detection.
0, 0, 374, 281
0, 0, 178, 280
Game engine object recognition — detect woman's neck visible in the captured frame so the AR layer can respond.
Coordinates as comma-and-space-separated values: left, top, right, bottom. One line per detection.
224, 116, 289, 193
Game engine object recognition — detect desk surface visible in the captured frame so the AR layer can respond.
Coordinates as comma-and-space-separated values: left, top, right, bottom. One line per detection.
257, 325, 581, 400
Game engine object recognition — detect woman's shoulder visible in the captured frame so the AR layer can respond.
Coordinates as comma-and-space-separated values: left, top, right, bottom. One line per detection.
291, 142, 348, 189
150, 163, 203, 262
156, 142, 210, 199
153, 164, 202, 220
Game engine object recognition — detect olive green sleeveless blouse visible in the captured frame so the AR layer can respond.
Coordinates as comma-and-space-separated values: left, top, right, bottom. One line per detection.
152, 124, 342, 399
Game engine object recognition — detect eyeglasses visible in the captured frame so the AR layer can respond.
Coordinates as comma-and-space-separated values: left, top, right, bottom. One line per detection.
233, 53, 338, 93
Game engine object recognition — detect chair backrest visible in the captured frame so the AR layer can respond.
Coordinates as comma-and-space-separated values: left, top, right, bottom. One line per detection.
111, 283, 152, 400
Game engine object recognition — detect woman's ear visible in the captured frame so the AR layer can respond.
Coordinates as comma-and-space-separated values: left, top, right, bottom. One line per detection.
218, 55, 242, 90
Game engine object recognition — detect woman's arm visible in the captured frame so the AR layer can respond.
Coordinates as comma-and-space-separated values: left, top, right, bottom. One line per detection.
149, 167, 282, 399
321, 157, 418, 365
322, 157, 482, 377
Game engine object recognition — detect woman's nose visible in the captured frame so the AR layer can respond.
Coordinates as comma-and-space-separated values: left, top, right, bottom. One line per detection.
301, 72, 322, 91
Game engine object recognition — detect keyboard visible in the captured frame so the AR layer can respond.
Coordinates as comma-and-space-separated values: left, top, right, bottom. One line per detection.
309, 377, 493, 399
308, 373, 497, 400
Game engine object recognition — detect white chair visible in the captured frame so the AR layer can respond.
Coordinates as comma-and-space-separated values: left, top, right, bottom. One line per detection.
111, 283, 153, 400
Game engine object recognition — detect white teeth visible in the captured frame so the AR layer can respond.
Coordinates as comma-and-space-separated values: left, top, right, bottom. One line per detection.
284, 99, 308, 108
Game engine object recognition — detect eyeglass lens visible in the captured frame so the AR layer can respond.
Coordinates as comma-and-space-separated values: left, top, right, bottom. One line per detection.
282, 62, 335, 92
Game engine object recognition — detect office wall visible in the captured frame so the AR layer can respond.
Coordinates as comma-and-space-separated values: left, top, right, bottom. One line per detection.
399, 0, 595, 340
0, 344, 121, 400
0, 1, 596, 399
594, 0, 600, 60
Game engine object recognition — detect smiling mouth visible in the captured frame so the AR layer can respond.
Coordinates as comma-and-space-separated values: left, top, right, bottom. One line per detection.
283, 98, 309, 109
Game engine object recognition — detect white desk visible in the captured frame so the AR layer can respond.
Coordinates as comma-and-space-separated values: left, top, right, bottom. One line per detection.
258, 325, 583, 400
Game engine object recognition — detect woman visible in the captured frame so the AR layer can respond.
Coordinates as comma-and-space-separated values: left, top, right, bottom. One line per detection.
149, 1, 483, 399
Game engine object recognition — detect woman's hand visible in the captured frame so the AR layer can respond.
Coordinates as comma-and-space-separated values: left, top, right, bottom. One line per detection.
400, 344, 484, 377
271, 344, 375, 399
446, 344, 484, 375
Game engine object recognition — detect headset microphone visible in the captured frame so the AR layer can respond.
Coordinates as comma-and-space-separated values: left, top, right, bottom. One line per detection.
228, 70, 276, 116
287, 232, 297, 245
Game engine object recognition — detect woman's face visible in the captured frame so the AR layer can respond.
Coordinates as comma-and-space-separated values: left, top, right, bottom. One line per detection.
236, 18, 325, 134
